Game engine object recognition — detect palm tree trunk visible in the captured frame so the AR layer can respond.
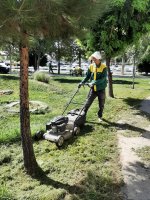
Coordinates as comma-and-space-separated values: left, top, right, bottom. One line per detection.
106, 57, 114, 98
20, 32, 38, 175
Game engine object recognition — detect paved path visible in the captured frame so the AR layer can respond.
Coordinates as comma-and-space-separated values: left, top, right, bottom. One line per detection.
140, 97, 150, 114
118, 97, 150, 200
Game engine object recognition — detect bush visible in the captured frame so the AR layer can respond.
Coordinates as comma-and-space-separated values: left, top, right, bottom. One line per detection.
33, 71, 50, 83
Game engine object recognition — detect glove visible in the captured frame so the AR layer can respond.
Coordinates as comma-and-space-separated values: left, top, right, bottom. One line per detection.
88, 82, 94, 88
78, 82, 83, 88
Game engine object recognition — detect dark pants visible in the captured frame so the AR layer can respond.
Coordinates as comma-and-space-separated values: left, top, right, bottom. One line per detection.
83, 89, 106, 118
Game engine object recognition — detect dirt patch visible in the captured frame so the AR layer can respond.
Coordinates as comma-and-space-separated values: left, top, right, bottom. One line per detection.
118, 98, 150, 200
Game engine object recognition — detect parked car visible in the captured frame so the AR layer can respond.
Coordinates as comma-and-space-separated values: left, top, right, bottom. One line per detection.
0, 63, 10, 74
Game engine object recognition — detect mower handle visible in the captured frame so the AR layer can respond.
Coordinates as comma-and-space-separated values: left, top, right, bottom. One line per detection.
62, 83, 91, 115
79, 82, 90, 88
84, 83, 90, 87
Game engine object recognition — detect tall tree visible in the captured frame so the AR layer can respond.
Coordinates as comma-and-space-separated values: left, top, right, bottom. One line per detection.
29, 37, 48, 71
85, 0, 150, 97
45, 38, 86, 74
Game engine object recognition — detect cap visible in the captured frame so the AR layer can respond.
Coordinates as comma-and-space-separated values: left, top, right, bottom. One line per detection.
89, 51, 101, 60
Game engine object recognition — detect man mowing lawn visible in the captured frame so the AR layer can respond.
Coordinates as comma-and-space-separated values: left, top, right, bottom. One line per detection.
78, 51, 107, 122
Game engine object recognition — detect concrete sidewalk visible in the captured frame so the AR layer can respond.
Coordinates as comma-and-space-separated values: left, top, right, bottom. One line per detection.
118, 97, 150, 200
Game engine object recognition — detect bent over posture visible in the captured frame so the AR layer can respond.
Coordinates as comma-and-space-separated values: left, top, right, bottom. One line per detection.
79, 51, 107, 121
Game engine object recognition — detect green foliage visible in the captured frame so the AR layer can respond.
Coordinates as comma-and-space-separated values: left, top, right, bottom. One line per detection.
85, 0, 150, 58
132, 0, 150, 11
46, 38, 87, 64
62, 0, 110, 27
110, 0, 125, 7
137, 33, 150, 74
33, 71, 50, 83
0, 0, 110, 42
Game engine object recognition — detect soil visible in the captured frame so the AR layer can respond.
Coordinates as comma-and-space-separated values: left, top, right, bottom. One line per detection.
118, 97, 150, 200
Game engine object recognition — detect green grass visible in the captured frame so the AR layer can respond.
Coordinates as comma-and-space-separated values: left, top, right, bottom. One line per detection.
136, 146, 150, 162
0, 73, 150, 200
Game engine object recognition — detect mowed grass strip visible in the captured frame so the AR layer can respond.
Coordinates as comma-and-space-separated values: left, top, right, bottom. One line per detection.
0, 73, 149, 200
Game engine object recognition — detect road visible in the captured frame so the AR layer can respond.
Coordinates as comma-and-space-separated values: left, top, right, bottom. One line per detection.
10, 65, 149, 77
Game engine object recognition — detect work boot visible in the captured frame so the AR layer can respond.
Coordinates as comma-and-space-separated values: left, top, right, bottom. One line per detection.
98, 118, 102, 122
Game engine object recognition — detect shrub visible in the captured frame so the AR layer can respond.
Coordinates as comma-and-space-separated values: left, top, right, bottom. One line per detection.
33, 71, 50, 83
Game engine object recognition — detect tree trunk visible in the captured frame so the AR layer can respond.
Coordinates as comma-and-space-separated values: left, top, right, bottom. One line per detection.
37, 50, 41, 70
79, 50, 81, 68
33, 53, 38, 71
57, 42, 60, 74
20, 32, 38, 175
106, 57, 114, 98
8, 45, 12, 74
121, 56, 125, 75
132, 54, 136, 89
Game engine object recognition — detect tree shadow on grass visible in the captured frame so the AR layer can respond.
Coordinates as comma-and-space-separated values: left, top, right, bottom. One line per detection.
0, 74, 19, 80
123, 97, 150, 120
123, 97, 143, 108
87, 119, 150, 139
53, 77, 81, 84
34, 166, 122, 200
112, 80, 138, 85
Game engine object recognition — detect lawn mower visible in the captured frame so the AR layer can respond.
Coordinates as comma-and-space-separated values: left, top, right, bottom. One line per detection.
34, 84, 88, 147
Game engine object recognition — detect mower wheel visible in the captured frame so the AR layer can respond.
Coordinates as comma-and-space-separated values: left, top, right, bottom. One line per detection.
56, 136, 64, 147
34, 130, 44, 141
73, 126, 80, 136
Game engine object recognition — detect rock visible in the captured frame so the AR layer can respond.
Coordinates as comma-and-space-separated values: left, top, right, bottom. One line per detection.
5, 100, 49, 114
0, 90, 13, 95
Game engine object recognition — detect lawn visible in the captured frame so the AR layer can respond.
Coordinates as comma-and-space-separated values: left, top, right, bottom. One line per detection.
0, 73, 150, 200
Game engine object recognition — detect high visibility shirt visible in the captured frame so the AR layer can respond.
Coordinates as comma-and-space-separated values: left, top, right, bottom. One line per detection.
82, 63, 107, 91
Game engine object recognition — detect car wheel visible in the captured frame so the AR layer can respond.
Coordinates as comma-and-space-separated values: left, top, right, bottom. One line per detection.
73, 126, 80, 136
56, 136, 64, 147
